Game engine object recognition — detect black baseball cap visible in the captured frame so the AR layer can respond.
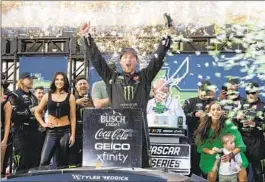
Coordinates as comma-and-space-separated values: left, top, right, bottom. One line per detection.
227, 77, 240, 84
245, 82, 259, 92
75, 75, 87, 84
199, 80, 212, 91
19, 72, 37, 79
120, 48, 138, 60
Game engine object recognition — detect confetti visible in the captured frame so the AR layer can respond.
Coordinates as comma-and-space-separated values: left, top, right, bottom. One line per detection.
198, 74, 203, 79
195, 51, 201, 56
215, 72, 222, 77
167, 51, 174, 56
2, 1, 265, 93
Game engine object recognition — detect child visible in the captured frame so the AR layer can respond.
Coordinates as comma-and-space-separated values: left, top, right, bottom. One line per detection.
212, 133, 242, 182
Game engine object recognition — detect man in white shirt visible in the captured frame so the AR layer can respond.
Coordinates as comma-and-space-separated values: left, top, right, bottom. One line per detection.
146, 79, 187, 129
91, 61, 116, 108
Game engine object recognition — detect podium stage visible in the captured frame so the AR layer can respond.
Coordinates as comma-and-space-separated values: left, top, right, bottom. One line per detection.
2, 109, 191, 181
2, 167, 191, 182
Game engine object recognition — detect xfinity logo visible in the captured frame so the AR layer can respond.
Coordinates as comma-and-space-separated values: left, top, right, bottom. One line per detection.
97, 152, 128, 163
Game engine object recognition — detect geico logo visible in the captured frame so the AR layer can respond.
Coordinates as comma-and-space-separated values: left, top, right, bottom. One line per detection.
95, 143, 130, 150
101, 115, 126, 123
151, 146, 180, 156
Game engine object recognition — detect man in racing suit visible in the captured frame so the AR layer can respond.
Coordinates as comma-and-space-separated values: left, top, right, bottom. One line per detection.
237, 82, 265, 182
182, 80, 215, 176
8, 72, 43, 173
80, 22, 171, 168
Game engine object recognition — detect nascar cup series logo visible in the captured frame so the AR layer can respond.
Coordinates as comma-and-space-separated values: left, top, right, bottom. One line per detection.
100, 111, 126, 127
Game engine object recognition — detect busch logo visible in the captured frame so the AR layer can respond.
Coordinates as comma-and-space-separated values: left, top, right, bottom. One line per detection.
101, 111, 126, 126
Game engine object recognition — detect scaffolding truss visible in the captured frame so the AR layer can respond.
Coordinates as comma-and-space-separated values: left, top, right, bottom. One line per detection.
1, 35, 245, 90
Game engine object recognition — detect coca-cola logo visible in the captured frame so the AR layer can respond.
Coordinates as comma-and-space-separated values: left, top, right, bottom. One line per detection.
95, 128, 133, 140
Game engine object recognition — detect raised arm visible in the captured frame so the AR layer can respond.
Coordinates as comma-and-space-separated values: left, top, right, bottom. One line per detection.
69, 94, 76, 147
2, 101, 12, 144
142, 36, 171, 82
80, 23, 113, 83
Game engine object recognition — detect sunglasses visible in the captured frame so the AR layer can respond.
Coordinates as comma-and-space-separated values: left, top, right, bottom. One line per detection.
246, 91, 257, 95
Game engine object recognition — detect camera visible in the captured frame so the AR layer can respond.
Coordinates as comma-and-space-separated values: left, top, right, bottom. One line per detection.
221, 85, 228, 96
84, 94, 89, 102
222, 85, 228, 92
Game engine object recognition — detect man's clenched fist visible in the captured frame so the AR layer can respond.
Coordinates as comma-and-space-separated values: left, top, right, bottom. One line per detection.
79, 22, 90, 36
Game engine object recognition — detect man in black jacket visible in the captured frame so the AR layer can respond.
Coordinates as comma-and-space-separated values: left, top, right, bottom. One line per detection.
219, 78, 245, 105
182, 80, 215, 176
68, 75, 94, 167
219, 78, 246, 125
8, 72, 42, 173
237, 82, 265, 182
79, 22, 171, 168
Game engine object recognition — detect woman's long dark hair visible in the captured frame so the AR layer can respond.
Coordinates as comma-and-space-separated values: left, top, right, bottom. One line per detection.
50, 72, 70, 93
194, 101, 226, 145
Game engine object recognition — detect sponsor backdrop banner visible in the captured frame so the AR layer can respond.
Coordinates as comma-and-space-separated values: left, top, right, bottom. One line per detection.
83, 109, 143, 167
19, 56, 68, 90
89, 54, 264, 102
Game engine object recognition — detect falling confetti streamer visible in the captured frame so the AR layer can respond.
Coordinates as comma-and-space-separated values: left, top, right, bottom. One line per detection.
215, 72, 222, 77
198, 74, 203, 79
195, 51, 201, 56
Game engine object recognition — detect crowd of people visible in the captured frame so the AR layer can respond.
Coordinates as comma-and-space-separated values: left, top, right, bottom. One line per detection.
0, 20, 265, 182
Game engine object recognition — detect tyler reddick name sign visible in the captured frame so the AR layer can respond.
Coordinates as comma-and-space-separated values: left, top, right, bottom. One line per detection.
83, 109, 143, 167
